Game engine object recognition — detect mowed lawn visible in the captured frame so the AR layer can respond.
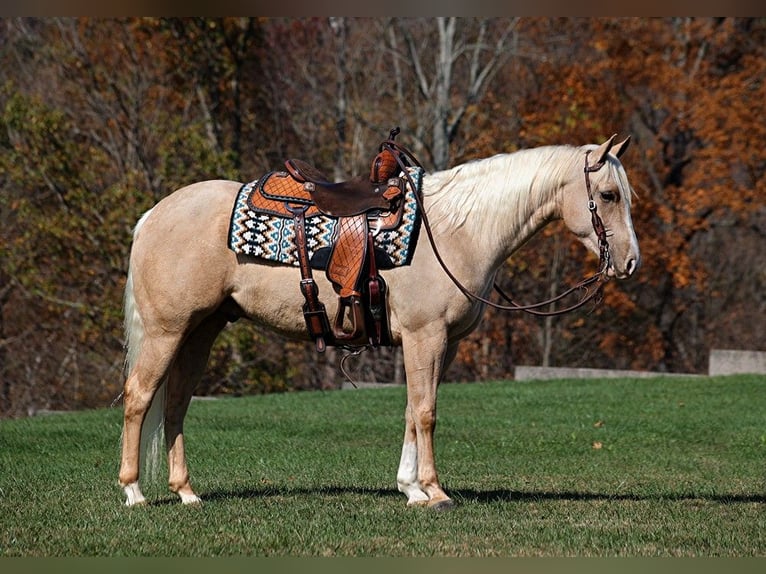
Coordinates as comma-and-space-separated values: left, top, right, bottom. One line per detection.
0, 375, 763, 557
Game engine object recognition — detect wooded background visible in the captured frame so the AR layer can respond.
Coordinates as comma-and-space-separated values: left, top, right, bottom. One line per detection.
1, 17, 763, 417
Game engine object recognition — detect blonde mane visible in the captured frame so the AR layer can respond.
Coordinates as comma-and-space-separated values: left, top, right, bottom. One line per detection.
423, 146, 576, 237
422, 144, 633, 241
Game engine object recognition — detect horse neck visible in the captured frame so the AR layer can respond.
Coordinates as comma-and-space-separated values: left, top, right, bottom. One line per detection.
423, 146, 575, 273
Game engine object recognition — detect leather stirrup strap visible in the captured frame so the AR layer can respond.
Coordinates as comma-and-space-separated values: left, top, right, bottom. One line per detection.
287, 204, 332, 352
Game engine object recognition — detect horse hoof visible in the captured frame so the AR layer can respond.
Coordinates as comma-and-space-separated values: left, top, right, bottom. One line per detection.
178, 492, 202, 505
123, 482, 147, 507
429, 498, 456, 512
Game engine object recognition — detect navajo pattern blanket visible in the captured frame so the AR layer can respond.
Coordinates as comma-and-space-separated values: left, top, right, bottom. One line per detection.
228, 167, 423, 269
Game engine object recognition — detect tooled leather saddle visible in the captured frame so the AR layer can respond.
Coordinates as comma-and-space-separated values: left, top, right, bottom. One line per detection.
246, 128, 412, 352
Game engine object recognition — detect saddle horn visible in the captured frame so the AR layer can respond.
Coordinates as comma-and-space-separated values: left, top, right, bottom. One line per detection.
371, 126, 403, 183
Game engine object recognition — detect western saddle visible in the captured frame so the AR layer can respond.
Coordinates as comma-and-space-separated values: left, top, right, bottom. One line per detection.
247, 128, 413, 352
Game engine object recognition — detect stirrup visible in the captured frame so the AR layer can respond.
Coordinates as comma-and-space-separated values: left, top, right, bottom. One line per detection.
332, 295, 366, 341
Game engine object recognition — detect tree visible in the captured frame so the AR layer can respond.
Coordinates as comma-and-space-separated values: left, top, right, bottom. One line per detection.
1, 17, 763, 417
591, 17, 766, 371
384, 17, 519, 170
0, 18, 244, 415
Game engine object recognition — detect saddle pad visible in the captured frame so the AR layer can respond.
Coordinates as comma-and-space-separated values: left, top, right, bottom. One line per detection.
228, 167, 423, 268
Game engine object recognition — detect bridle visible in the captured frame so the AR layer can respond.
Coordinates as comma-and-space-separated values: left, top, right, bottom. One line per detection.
381, 134, 612, 317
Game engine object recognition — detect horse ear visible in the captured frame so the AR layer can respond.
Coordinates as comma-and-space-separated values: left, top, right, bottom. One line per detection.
612, 135, 631, 159
593, 134, 618, 164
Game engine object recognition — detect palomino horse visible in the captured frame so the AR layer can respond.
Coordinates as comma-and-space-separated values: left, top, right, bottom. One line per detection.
119, 135, 640, 509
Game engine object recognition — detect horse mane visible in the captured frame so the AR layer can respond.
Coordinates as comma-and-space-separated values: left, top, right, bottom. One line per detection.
422, 144, 633, 238
423, 145, 577, 236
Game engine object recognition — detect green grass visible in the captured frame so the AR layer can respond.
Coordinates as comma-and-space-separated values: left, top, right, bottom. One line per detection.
0, 375, 764, 557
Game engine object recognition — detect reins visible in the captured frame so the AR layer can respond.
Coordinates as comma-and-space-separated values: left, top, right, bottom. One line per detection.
381, 134, 612, 318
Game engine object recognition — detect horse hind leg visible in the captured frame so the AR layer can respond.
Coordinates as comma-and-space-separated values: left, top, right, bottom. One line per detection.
119, 333, 183, 506
165, 312, 229, 504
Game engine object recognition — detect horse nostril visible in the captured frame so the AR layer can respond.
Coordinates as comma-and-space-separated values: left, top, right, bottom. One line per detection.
625, 257, 638, 276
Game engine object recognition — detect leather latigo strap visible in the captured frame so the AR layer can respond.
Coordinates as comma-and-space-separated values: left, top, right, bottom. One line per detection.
287, 204, 332, 353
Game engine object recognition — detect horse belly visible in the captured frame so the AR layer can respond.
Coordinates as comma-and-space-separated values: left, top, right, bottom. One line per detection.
229, 262, 317, 338
230, 261, 412, 345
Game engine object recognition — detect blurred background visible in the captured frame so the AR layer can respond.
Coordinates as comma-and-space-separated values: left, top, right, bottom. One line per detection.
1, 17, 763, 417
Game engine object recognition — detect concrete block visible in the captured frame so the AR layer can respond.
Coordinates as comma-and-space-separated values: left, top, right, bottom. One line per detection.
708, 349, 766, 376
514, 365, 700, 381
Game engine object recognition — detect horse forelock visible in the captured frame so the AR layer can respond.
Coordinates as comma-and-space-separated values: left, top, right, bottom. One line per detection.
609, 158, 635, 208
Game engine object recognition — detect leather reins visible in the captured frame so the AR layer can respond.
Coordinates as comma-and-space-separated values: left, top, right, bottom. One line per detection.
381, 136, 612, 317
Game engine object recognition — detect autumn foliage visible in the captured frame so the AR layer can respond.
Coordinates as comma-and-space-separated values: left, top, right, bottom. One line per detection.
1, 18, 763, 417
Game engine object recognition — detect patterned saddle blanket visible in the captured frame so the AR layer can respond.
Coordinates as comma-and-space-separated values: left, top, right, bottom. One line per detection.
228, 167, 423, 270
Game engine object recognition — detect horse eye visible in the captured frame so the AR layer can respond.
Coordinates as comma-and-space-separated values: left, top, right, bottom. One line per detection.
600, 191, 617, 203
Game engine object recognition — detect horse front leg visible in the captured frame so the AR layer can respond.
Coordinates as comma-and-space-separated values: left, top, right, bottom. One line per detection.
396, 333, 456, 510
396, 405, 429, 506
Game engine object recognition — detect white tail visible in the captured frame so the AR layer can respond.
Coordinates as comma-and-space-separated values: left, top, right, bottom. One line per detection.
122, 209, 166, 483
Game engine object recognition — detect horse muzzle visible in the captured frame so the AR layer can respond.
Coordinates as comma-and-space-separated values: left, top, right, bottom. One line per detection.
608, 253, 641, 279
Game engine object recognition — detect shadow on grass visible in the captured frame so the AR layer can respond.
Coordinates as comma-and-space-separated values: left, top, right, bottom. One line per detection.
451, 488, 766, 505
169, 485, 765, 507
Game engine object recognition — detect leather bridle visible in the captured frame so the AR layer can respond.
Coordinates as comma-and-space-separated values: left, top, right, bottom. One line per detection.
381, 135, 612, 317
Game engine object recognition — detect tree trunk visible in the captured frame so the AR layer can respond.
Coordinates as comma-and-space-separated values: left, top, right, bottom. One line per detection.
541, 235, 561, 367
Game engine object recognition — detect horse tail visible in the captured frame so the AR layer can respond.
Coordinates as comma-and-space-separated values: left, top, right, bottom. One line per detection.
123, 208, 166, 482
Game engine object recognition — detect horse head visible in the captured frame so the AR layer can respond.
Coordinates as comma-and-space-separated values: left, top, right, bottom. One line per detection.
560, 134, 641, 280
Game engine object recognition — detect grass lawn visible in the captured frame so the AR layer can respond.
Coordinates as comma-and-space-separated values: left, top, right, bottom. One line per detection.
0, 375, 764, 557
